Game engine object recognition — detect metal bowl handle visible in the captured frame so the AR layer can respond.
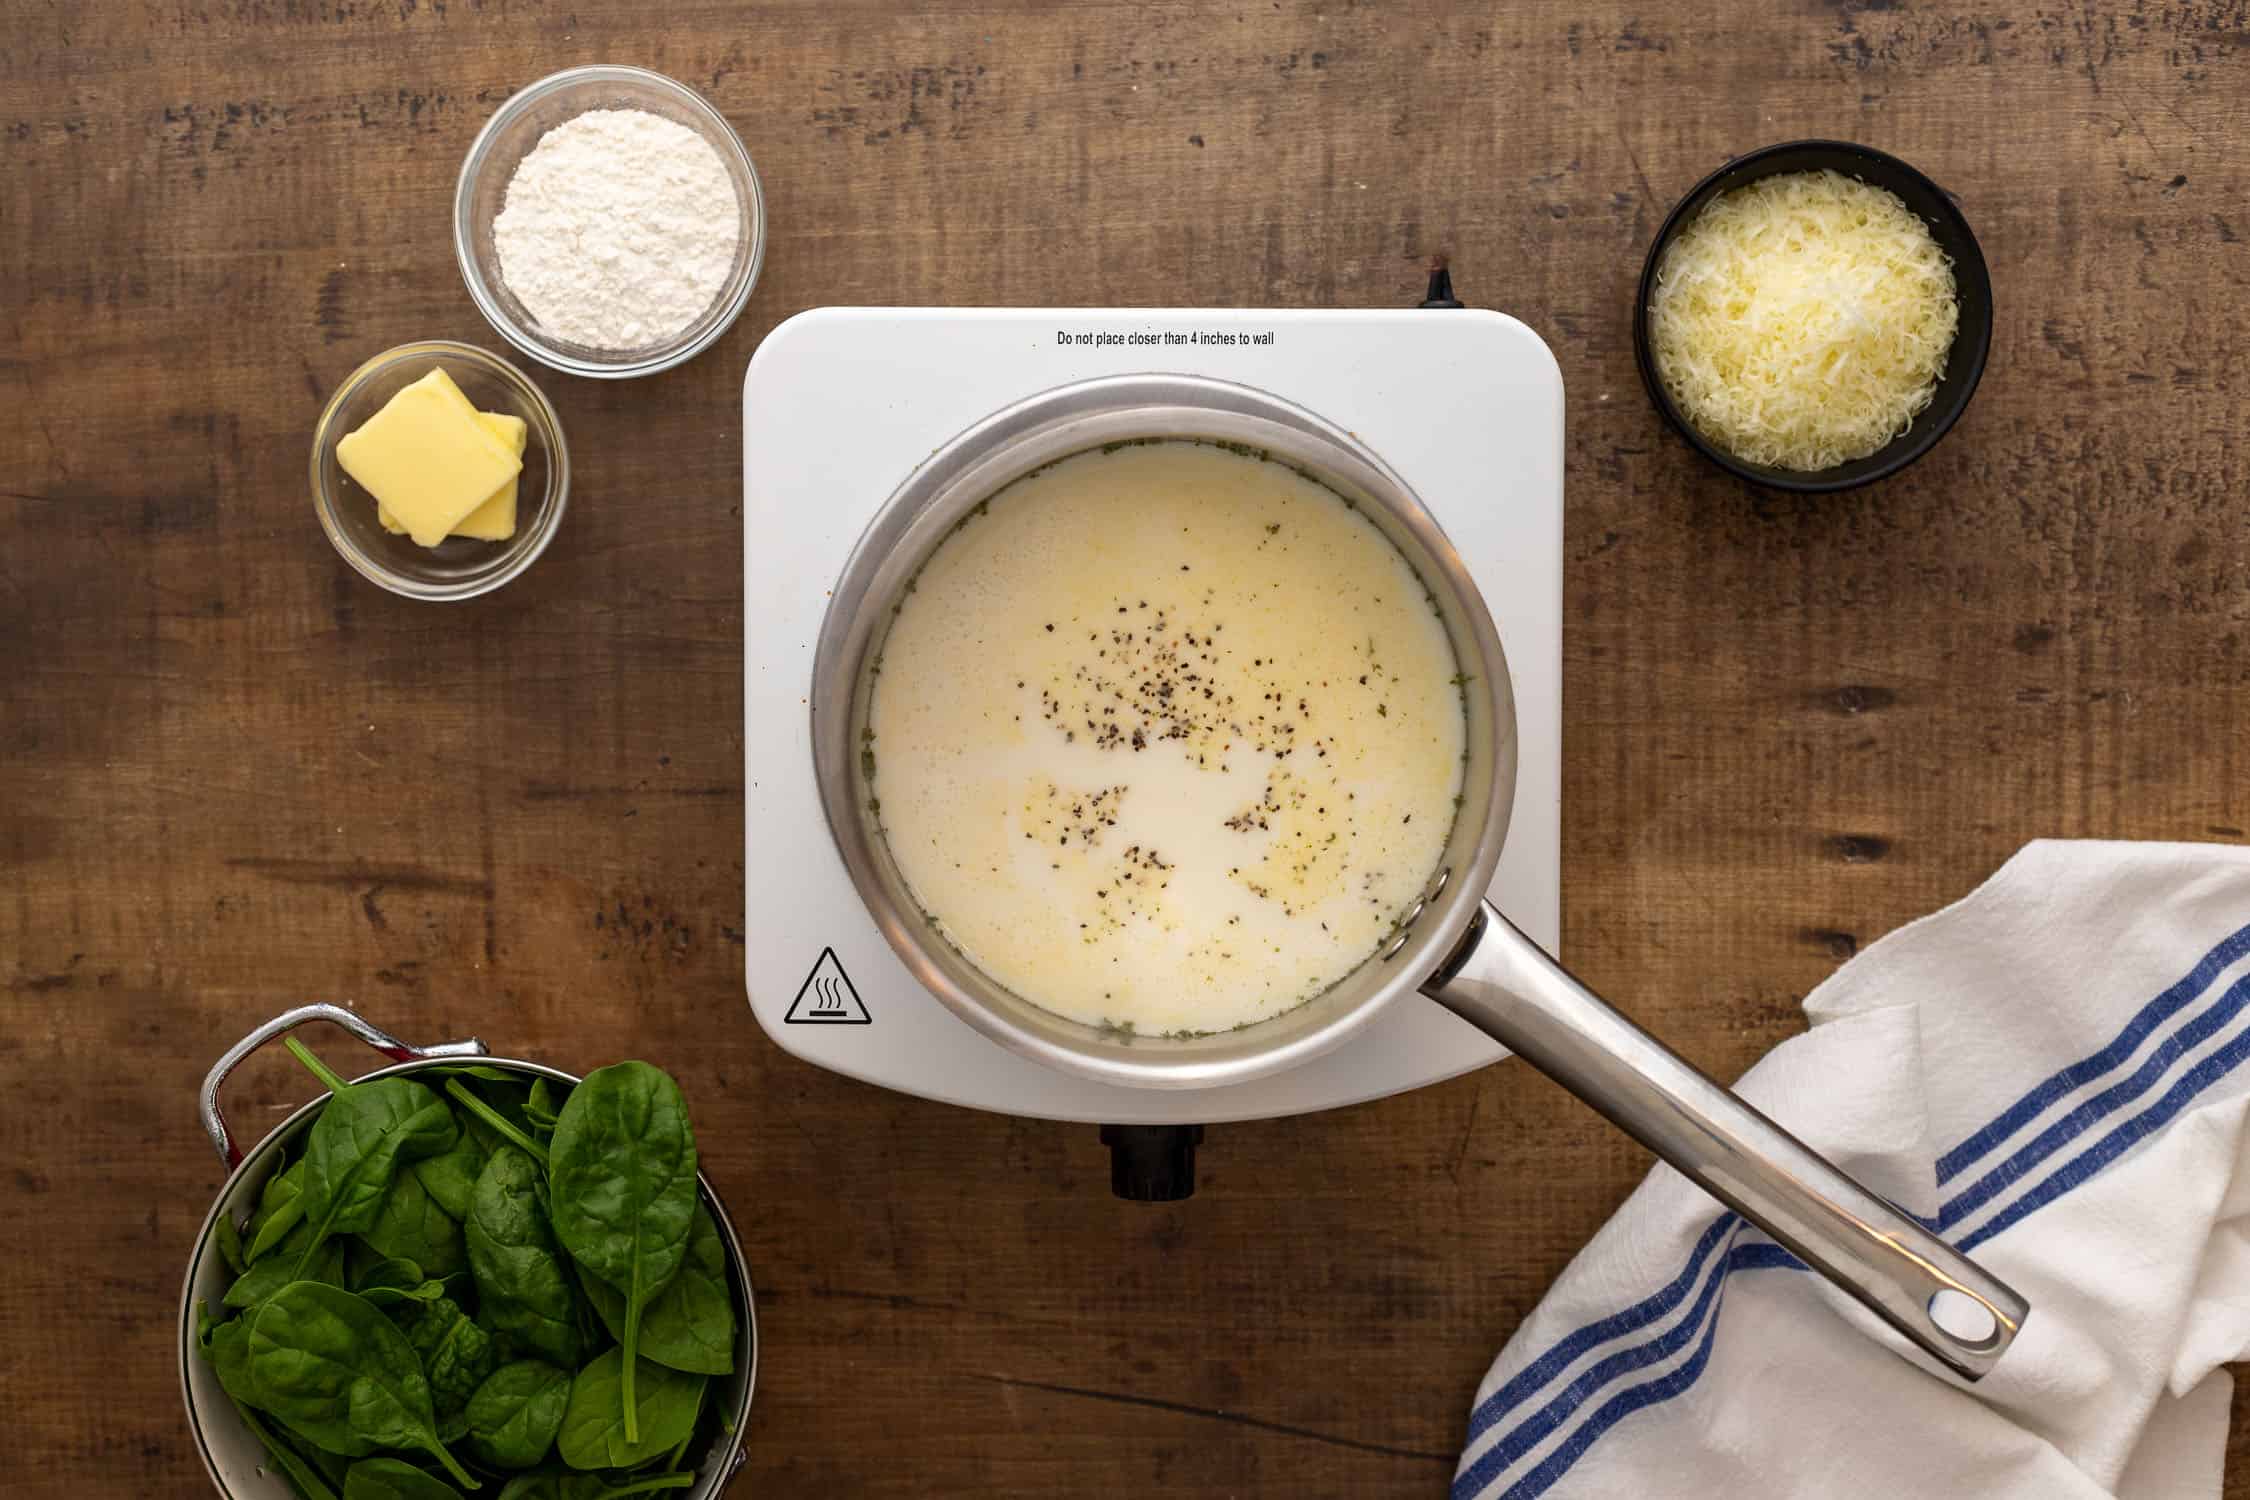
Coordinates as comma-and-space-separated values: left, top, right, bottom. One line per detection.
199, 1003, 489, 1167
1423, 901, 2029, 1381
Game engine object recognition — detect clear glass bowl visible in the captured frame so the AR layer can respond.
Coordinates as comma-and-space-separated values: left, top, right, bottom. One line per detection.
454, 65, 766, 378
311, 341, 569, 600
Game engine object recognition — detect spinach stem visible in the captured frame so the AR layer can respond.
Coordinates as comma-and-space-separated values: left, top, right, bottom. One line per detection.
623, 1296, 642, 1442
228, 1397, 341, 1500
426, 1437, 481, 1490
666, 1404, 696, 1470
284, 1035, 352, 1095
445, 1078, 549, 1166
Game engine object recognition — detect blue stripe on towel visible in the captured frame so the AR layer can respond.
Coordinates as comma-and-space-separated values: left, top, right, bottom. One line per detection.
1454, 1222, 1746, 1493
1959, 1016, 2250, 1251
1938, 967, 2250, 1230
1454, 1226, 1808, 1500
1935, 920, 2250, 1185
1460, 1214, 1740, 1444
1456, 1238, 1803, 1500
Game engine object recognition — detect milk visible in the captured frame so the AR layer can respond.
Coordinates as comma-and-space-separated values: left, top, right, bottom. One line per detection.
866, 441, 1466, 1036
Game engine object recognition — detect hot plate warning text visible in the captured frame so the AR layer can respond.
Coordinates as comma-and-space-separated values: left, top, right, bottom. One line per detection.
1055, 328, 1278, 347
786, 947, 872, 1024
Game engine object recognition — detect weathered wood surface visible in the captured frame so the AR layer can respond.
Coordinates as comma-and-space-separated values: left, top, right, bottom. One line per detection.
4, 0, 2247, 1494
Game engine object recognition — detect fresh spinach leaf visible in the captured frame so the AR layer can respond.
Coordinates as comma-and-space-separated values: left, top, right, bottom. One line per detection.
204, 1301, 360, 1488
351, 1256, 448, 1308
288, 1049, 459, 1278
351, 1255, 424, 1292
232, 1394, 343, 1500
390, 1293, 499, 1441
466, 1145, 582, 1367
492, 1477, 568, 1500
412, 1116, 488, 1221
571, 1262, 611, 1361
574, 1478, 694, 1499
554, 1349, 704, 1472
274, 1419, 356, 1491
251, 1197, 309, 1266
343, 1236, 385, 1287
247, 1157, 310, 1264
196, 1300, 263, 1411
215, 1204, 248, 1276
227, 1222, 347, 1311
523, 1078, 562, 1136
548, 1062, 697, 1440
361, 1167, 467, 1278
242, 1144, 290, 1236
465, 1359, 572, 1470
491, 1473, 694, 1500
341, 1457, 464, 1500
433, 1064, 526, 1085
579, 1204, 733, 1374
244, 1280, 479, 1489
592, 1478, 696, 1499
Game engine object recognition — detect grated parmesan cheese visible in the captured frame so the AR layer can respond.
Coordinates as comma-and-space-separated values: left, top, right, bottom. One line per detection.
1648, 169, 1959, 472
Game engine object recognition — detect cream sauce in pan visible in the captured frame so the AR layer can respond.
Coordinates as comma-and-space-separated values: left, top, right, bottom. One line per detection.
865, 440, 1466, 1035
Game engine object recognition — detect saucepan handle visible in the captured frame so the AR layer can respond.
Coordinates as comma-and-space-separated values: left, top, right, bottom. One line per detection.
1422, 901, 2028, 1381
198, 1003, 488, 1168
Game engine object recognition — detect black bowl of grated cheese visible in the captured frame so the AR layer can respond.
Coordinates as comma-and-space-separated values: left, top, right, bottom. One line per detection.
1633, 139, 1993, 494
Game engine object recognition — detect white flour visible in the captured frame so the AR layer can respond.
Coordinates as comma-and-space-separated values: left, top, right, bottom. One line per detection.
493, 109, 741, 352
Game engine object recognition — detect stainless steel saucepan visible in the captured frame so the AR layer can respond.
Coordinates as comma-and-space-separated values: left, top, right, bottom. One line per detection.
811, 372, 2026, 1379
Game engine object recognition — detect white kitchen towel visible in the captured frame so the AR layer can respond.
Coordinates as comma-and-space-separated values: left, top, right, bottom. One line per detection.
1455, 840, 2250, 1500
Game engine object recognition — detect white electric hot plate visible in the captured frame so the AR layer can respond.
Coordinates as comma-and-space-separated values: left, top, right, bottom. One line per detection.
743, 308, 1561, 1124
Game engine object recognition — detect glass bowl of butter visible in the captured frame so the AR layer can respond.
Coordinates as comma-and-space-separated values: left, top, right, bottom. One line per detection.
311, 341, 569, 600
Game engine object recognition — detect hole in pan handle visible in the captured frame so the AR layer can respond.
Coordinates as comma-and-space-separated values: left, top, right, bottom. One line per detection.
1422, 902, 2029, 1381
198, 1002, 489, 1169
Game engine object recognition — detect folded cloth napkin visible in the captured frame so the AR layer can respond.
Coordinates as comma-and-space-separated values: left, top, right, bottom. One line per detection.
1456, 840, 2250, 1500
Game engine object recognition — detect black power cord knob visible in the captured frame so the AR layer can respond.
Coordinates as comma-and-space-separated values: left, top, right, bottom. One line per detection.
1420, 255, 1464, 309
1100, 1124, 1204, 1201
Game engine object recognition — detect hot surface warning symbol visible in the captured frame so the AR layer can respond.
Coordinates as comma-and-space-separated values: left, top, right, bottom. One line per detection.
785, 947, 871, 1024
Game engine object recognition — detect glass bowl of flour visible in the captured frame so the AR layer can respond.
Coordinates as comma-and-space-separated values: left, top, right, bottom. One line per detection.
455, 65, 766, 378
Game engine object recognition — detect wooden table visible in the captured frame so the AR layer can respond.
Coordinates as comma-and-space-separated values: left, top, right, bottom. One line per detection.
5, 1, 2246, 1493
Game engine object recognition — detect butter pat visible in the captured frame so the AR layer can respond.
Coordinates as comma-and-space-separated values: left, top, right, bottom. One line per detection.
452, 412, 527, 540
338, 369, 523, 547
381, 412, 526, 543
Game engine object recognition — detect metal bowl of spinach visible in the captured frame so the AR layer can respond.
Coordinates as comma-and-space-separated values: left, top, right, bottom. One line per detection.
179, 1005, 755, 1499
